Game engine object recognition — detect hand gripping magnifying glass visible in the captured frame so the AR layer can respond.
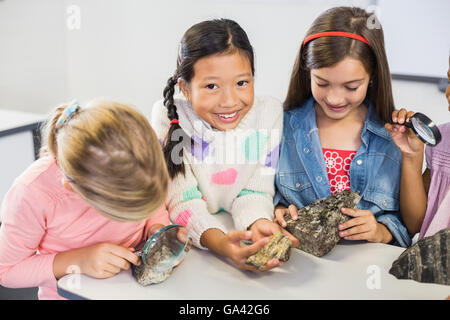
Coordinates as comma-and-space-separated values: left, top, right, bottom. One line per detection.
399, 112, 442, 146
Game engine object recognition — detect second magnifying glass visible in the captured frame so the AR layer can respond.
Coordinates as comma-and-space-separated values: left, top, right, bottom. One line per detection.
398, 112, 442, 146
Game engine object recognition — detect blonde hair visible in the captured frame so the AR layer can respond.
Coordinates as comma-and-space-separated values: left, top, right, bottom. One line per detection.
40, 100, 169, 222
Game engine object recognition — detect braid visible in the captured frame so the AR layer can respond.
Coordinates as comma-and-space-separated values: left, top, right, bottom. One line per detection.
163, 76, 177, 112
162, 76, 186, 179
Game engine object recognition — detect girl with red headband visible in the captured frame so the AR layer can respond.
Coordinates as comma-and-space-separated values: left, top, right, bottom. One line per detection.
274, 6, 411, 247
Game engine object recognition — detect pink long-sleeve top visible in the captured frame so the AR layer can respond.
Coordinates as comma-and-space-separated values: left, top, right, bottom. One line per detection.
0, 156, 170, 300
419, 122, 450, 239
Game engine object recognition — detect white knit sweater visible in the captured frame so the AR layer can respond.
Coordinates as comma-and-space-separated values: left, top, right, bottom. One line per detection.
151, 94, 283, 249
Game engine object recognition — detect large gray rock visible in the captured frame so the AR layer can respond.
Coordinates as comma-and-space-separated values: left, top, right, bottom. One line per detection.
246, 232, 292, 270
389, 228, 449, 285
284, 190, 361, 257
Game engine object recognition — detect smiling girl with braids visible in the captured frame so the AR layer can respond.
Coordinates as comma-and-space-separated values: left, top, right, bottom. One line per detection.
152, 19, 298, 272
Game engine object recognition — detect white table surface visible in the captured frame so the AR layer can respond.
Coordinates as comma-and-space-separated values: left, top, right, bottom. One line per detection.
57, 213, 449, 300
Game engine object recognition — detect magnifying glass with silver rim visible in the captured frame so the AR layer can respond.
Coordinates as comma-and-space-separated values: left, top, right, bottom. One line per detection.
135, 224, 191, 272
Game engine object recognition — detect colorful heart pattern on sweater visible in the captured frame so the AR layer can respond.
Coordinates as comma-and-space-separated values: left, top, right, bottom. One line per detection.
265, 144, 280, 169
190, 134, 210, 161
211, 168, 238, 185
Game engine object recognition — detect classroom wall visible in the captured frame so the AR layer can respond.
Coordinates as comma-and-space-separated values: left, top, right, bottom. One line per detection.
0, 0, 448, 124
0, 0, 67, 114
379, 0, 450, 78
2, 0, 372, 118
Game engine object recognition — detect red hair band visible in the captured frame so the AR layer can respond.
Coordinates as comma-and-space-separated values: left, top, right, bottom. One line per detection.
169, 119, 179, 126
302, 31, 370, 48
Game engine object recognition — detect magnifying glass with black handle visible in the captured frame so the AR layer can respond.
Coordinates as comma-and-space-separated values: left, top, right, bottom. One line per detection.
395, 112, 442, 146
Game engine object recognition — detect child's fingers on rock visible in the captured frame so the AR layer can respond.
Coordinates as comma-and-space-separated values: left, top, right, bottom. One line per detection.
274, 210, 287, 227
339, 224, 370, 238
338, 216, 364, 231
281, 229, 299, 247
344, 232, 371, 241
109, 244, 141, 266
227, 230, 252, 242
262, 259, 281, 271
340, 207, 359, 217
242, 237, 269, 257
288, 204, 298, 220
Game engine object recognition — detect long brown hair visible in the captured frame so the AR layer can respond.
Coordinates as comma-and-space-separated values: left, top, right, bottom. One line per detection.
284, 6, 394, 123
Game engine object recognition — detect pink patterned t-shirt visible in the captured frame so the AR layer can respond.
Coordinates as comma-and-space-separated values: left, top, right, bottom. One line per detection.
323, 148, 356, 195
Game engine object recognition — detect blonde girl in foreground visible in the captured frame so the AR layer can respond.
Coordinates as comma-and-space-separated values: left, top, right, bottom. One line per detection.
0, 100, 169, 299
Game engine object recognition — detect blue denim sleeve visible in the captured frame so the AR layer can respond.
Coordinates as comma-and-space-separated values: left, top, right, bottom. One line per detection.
273, 190, 289, 208
376, 212, 412, 248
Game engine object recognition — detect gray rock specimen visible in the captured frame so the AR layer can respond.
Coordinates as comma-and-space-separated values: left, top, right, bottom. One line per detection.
284, 189, 361, 257
132, 244, 174, 286
246, 232, 292, 270
389, 228, 449, 285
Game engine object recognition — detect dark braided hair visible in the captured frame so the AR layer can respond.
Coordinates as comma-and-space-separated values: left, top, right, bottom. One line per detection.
162, 19, 255, 179
162, 75, 185, 178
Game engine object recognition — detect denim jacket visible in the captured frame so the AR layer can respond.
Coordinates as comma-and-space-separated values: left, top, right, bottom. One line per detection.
274, 97, 411, 247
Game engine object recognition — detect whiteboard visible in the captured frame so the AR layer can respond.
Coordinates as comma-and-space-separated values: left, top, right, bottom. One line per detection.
378, 0, 450, 79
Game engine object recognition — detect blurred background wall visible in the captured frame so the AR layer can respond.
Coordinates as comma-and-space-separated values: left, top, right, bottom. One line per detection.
1, 0, 448, 121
